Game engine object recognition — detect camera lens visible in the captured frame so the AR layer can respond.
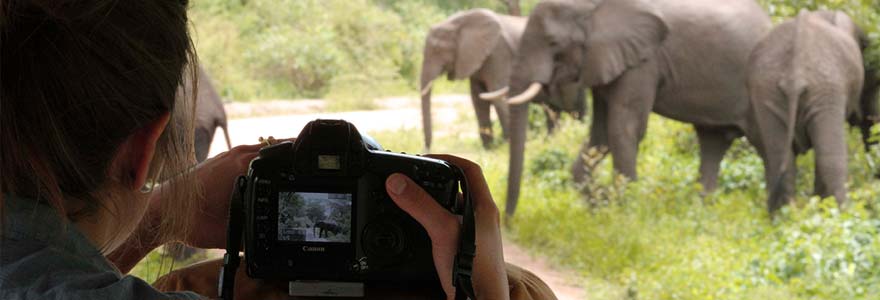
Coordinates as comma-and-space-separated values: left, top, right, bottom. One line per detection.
362, 218, 406, 259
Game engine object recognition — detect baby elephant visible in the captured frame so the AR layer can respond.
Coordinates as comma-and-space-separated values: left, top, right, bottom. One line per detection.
748, 10, 879, 213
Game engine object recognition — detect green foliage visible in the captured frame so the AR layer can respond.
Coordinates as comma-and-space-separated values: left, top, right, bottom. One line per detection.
130, 246, 210, 284
871, 124, 880, 144
528, 146, 572, 187
191, 0, 433, 101
746, 198, 880, 298
189, 0, 506, 102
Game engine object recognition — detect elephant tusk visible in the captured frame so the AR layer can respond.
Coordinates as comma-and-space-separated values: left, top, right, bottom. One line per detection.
420, 81, 434, 97
478, 86, 509, 101
507, 82, 542, 105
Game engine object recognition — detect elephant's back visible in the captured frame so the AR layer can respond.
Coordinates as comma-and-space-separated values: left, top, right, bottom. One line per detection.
658, 0, 771, 69
496, 15, 527, 50
651, 0, 772, 127
749, 13, 863, 96
747, 21, 796, 87
193, 67, 226, 126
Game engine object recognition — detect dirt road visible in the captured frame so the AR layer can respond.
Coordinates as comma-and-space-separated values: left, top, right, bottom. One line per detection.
207, 95, 471, 154
205, 95, 587, 300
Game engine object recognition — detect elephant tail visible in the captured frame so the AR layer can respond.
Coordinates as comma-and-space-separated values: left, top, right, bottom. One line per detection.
218, 118, 232, 150
771, 77, 806, 203
222, 124, 232, 150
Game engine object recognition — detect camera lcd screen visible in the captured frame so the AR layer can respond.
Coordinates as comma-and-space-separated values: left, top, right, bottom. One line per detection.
277, 192, 352, 243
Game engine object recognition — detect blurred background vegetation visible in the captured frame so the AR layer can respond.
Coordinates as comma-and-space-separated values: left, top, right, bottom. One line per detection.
190, 0, 880, 105
133, 1, 880, 299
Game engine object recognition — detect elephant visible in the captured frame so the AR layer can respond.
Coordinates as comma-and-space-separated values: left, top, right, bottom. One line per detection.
186, 66, 232, 162
419, 8, 586, 150
747, 10, 879, 213
314, 221, 342, 238
498, 0, 772, 216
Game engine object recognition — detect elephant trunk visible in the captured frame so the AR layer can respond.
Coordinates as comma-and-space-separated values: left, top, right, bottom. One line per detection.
420, 60, 445, 150
421, 88, 434, 150
506, 101, 529, 217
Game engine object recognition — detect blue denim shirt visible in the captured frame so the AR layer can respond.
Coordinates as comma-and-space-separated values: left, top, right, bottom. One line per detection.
0, 195, 203, 300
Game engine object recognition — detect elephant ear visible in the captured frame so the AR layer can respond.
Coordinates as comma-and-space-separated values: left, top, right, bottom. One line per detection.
453, 10, 502, 79
812, 9, 866, 48
582, 0, 668, 86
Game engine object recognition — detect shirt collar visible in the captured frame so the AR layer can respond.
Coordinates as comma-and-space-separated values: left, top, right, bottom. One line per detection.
2, 194, 117, 273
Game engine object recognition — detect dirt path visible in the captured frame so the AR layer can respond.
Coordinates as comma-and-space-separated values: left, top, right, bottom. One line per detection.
207, 95, 471, 155
206, 95, 586, 300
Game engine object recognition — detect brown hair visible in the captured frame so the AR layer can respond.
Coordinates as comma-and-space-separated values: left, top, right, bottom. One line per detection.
1, 0, 199, 248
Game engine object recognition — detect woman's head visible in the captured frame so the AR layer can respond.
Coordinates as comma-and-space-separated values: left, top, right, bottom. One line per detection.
1, 0, 198, 252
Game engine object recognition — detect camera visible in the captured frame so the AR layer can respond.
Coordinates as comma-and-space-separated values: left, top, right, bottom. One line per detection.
220, 119, 475, 299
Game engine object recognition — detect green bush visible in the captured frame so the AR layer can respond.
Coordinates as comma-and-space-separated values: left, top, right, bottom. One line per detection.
747, 198, 880, 298
189, 0, 507, 102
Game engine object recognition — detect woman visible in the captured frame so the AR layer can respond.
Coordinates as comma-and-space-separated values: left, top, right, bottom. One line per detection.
0, 1, 553, 299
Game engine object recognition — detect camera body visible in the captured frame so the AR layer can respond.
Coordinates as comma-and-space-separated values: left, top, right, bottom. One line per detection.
241, 119, 462, 283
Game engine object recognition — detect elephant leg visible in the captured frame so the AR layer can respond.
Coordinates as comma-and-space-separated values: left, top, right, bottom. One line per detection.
751, 86, 798, 213
543, 104, 559, 134
469, 80, 494, 149
575, 89, 587, 121
767, 153, 797, 213
808, 108, 847, 205
695, 126, 736, 192
760, 117, 797, 213
572, 92, 609, 183
491, 99, 510, 140
194, 127, 214, 163
604, 65, 658, 180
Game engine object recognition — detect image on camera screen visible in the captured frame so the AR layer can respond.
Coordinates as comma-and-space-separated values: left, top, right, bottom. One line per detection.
277, 192, 352, 243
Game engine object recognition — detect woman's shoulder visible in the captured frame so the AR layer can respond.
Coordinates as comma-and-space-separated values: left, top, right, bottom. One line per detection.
1, 195, 204, 300
0, 245, 202, 300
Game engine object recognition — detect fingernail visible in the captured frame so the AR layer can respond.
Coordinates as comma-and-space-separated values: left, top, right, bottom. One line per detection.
388, 174, 408, 195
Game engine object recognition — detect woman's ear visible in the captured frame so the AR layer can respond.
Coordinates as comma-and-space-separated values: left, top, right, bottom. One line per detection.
111, 112, 171, 191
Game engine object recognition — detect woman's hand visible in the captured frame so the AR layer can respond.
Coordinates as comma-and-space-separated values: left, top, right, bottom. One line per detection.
385, 154, 509, 300
109, 142, 268, 273
177, 143, 263, 248
180, 138, 295, 249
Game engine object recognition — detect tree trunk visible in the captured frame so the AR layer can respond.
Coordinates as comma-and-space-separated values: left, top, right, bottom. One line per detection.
502, 0, 521, 16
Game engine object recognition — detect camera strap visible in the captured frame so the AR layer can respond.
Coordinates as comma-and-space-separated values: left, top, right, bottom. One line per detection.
453, 166, 476, 300
219, 176, 247, 300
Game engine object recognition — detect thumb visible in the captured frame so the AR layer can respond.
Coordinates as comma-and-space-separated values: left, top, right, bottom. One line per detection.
385, 173, 459, 239
385, 173, 460, 298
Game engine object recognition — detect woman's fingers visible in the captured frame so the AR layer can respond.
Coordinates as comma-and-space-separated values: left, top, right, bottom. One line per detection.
385, 173, 459, 235
425, 154, 509, 300
424, 154, 500, 224
385, 173, 460, 298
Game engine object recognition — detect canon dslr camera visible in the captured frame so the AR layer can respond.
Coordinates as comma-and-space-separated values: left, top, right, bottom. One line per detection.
220, 119, 475, 299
